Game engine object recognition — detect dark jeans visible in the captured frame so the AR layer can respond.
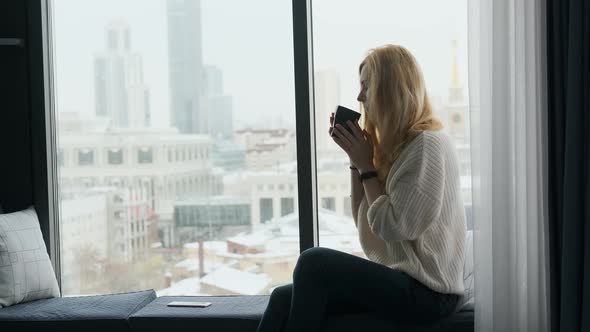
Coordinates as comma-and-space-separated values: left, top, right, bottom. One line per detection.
256, 247, 460, 332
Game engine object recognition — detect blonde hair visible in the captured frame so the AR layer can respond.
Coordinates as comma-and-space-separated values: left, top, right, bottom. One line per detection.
360, 45, 442, 181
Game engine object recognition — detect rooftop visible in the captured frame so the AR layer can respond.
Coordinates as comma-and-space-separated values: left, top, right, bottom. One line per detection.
199, 266, 271, 295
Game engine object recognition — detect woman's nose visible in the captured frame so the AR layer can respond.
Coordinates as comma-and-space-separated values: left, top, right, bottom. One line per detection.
357, 92, 363, 102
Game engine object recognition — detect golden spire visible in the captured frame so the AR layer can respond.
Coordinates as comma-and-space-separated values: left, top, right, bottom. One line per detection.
452, 39, 460, 88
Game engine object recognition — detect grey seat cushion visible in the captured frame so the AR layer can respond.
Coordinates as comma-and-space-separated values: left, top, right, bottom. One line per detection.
129, 295, 269, 332
0, 289, 156, 331
129, 295, 473, 332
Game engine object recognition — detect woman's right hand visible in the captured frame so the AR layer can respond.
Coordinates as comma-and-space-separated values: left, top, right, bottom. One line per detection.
329, 113, 356, 168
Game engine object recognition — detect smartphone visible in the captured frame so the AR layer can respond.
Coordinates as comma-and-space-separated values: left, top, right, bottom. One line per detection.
332, 105, 361, 135
167, 301, 212, 308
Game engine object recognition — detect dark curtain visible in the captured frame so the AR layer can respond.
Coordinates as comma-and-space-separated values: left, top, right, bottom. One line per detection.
546, 0, 590, 331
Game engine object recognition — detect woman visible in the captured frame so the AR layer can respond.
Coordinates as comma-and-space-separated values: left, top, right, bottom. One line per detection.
256, 45, 466, 332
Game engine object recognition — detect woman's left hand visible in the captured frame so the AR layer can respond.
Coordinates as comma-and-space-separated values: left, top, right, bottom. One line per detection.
331, 121, 375, 172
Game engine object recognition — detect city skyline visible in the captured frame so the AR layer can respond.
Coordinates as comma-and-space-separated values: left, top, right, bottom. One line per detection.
53, 0, 468, 130
94, 20, 151, 128
51, 0, 471, 297
166, 0, 207, 134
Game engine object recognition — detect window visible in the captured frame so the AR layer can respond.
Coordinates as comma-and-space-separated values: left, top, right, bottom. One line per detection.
259, 198, 274, 223
280, 197, 294, 216
108, 148, 123, 165
52, 0, 297, 296
78, 149, 94, 166
320, 197, 336, 211
58, 149, 64, 167
49, 0, 469, 299
311, 0, 470, 256
343, 197, 352, 217
137, 147, 153, 164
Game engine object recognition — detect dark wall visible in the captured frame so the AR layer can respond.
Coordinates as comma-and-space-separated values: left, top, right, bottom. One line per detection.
0, 1, 34, 213
0, 1, 54, 258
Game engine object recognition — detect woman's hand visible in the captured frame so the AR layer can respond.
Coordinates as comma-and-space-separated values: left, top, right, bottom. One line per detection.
331, 120, 375, 173
329, 113, 355, 166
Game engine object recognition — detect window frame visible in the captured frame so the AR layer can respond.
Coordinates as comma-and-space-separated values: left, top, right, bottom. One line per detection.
33, 0, 319, 293
292, 0, 319, 251
30, 0, 62, 288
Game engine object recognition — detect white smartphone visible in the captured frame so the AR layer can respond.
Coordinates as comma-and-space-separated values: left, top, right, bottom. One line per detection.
167, 301, 212, 308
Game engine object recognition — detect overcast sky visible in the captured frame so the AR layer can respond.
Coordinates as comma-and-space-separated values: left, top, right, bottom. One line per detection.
52, 0, 468, 129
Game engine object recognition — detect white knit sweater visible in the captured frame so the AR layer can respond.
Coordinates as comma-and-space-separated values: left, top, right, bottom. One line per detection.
357, 130, 466, 295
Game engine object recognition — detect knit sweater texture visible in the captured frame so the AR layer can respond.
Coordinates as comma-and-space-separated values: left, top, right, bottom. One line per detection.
357, 130, 466, 295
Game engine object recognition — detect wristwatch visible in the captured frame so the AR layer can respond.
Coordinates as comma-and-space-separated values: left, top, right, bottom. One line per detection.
359, 171, 378, 182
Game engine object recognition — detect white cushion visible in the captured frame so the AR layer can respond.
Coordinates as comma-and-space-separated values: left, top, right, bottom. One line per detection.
461, 230, 474, 310
0, 207, 60, 307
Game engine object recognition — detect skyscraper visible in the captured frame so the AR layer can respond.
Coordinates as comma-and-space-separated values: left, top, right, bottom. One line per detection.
94, 20, 150, 128
204, 65, 233, 139
166, 0, 207, 134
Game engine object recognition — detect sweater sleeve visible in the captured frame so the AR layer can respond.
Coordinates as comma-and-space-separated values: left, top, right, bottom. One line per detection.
367, 137, 445, 242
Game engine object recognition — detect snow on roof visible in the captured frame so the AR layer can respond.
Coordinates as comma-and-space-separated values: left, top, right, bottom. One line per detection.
319, 235, 363, 252
183, 242, 199, 249
217, 252, 244, 259
316, 209, 357, 234
183, 241, 227, 252
224, 209, 358, 255
174, 258, 226, 273
245, 251, 297, 259
174, 258, 199, 272
176, 196, 249, 206
200, 266, 271, 295
261, 209, 356, 235
227, 232, 269, 247
156, 277, 209, 297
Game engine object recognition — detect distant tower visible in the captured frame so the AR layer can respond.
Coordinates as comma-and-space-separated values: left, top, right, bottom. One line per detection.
94, 20, 150, 128
166, 0, 207, 134
445, 40, 468, 138
314, 70, 341, 152
204, 65, 233, 140
449, 40, 464, 104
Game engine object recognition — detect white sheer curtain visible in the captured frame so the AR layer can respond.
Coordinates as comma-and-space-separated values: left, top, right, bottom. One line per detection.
467, 0, 551, 331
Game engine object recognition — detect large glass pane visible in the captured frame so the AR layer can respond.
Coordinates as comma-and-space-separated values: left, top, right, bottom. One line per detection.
52, 0, 298, 296
312, 0, 471, 255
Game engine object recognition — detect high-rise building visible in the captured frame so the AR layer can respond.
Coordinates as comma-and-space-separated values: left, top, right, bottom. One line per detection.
94, 20, 150, 128
167, 0, 207, 134
443, 40, 469, 139
314, 70, 341, 153
57, 112, 223, 248
59, 192, 109, 294
204, 65, 233, 139
234, 128, 296, 171
204, 65, 223, 96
